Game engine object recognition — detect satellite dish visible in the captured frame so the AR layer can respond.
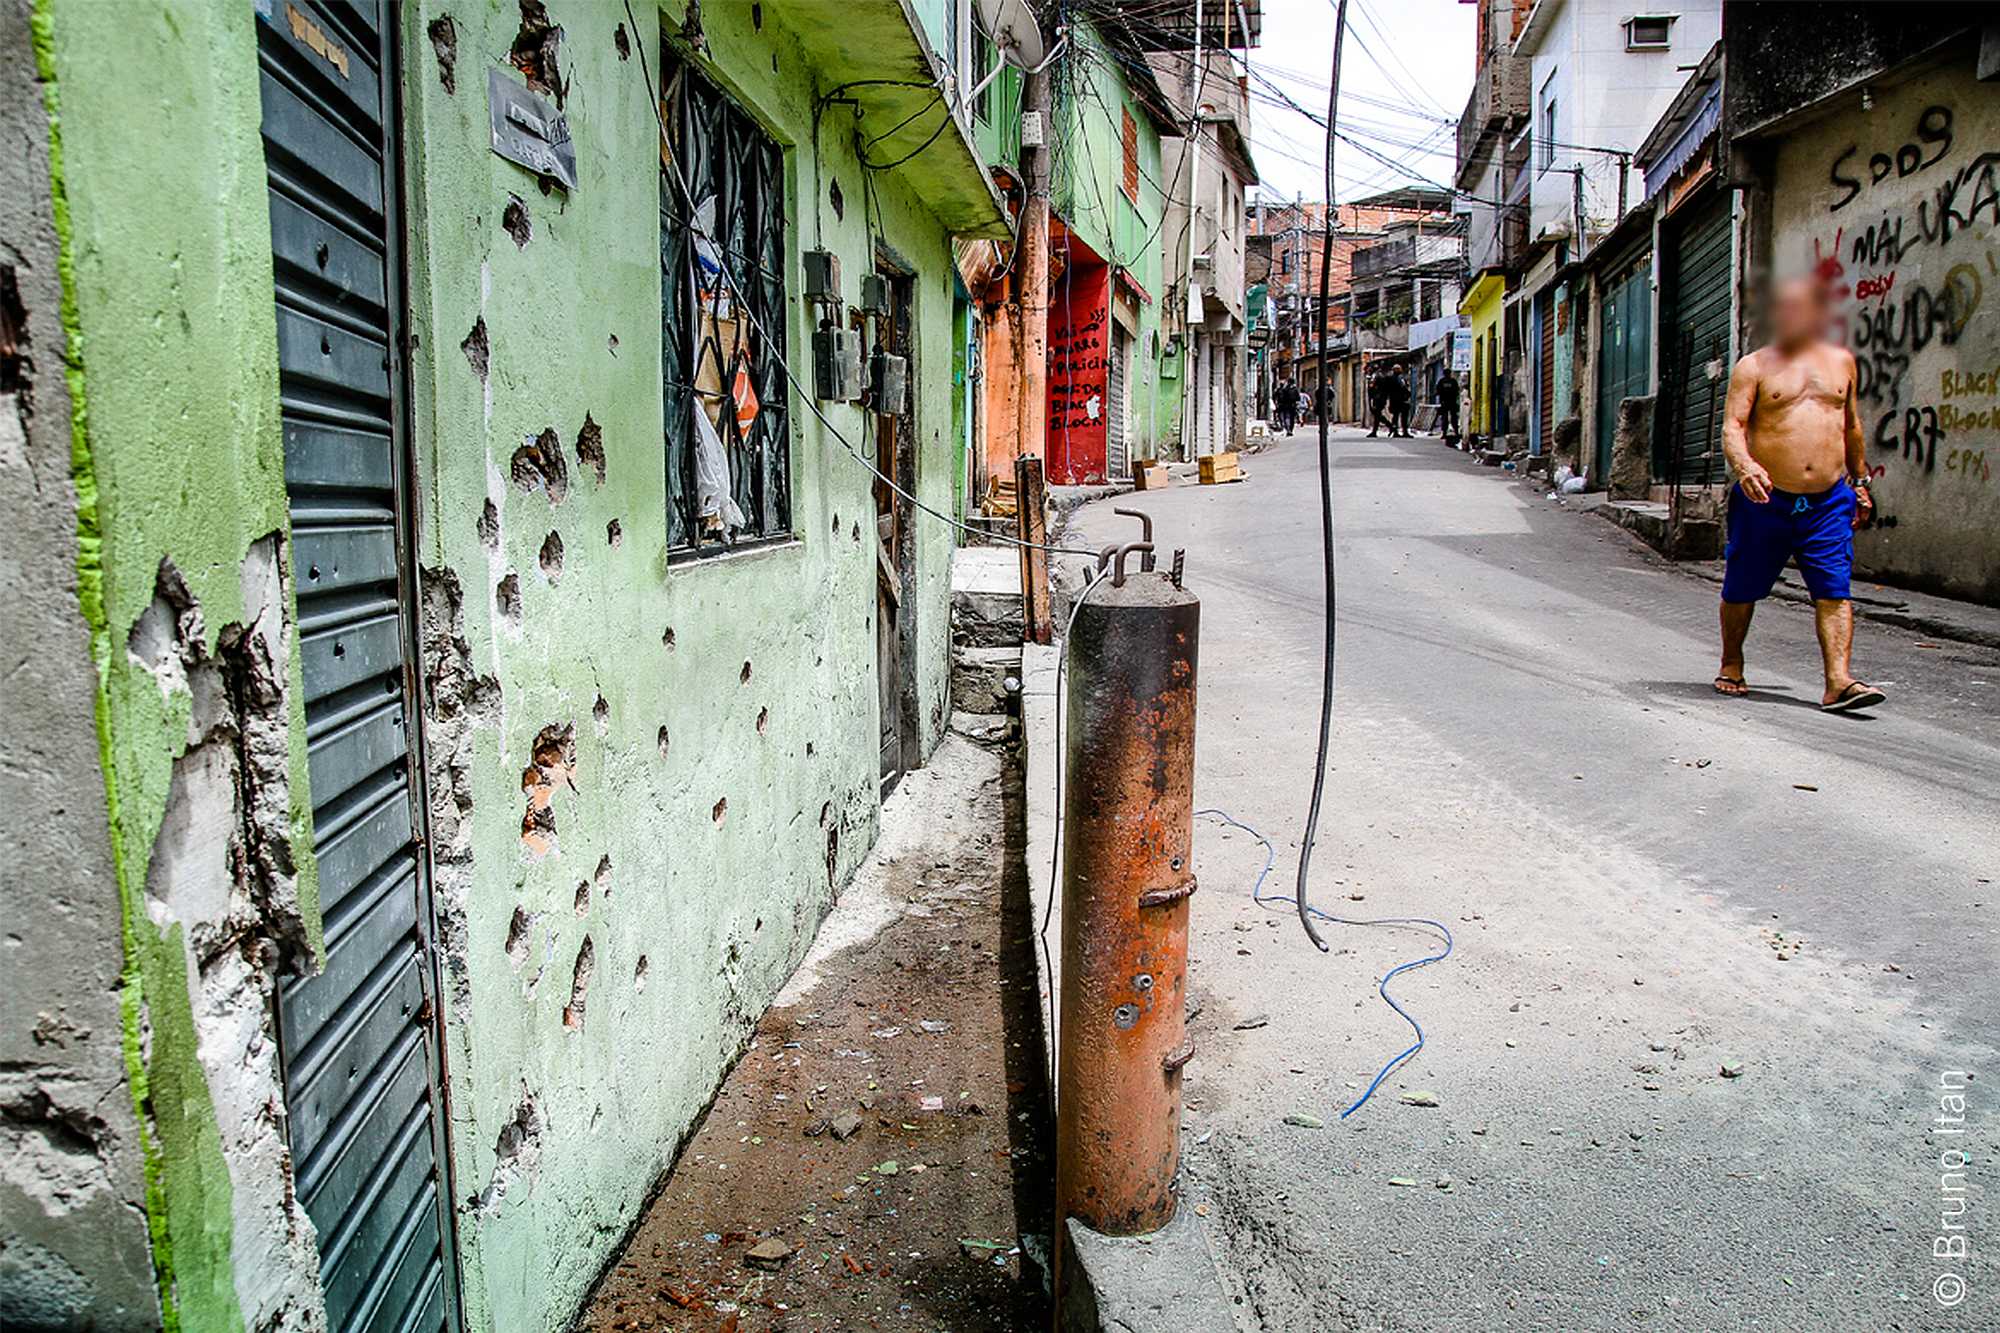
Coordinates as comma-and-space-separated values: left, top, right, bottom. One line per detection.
976, 0, 1047, 69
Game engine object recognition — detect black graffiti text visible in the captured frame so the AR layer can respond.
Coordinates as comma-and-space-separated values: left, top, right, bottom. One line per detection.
1829, 104, 1954, 213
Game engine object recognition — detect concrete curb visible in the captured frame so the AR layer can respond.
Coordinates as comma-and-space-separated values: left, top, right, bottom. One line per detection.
1061, 1210, 1241, 1333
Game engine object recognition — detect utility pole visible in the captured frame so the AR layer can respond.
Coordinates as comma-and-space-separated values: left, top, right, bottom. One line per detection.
1178, 0, 1205, 461
1015, 39, 1053, 641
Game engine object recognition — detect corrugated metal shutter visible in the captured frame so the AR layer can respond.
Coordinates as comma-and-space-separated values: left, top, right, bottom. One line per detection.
1595, 254, 1651, 481
1537, 291, 1555, 448
257, 5, 456, 1331
1106, 328, 1129, 479
1662, 192, 1733, 481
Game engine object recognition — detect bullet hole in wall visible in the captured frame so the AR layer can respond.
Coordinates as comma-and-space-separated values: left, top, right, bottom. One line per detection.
755, 706, 769, 735
772, 52, 778, 73
573, 881, 589, 916
594, 853, 612, 898
502, 194, 532, 248
634, 955, 648, 990
662, 626, 676, 651
712, 797, 728, 825
562, 935, 595, 1030
851, 521, 860, 543
462, 316, 489, 382
606, 518, 622, 547
538, 531, 564, 583
740, 660, 753, 685
831, 511, 840, 535
829, 179, 843, 222
511, 427, 569, 504
510, 0, 567, 107
751, 3, 762, 30
427, 15, 457, 94
806, 741, 815, 757
520, 722, 576, 858
657, 725, 670, 758
613, 21, 630, 60
505, 904, 533, 968
478, 498, 500, 552
473, 1088, 543, 1216
575, 413, 606, 484
607, 333, 619, 356
591, 693, 608, 734
496, 572, 522, 626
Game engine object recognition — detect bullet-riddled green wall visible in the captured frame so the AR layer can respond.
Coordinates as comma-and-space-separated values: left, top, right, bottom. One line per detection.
400, 2, 963, 1328
23, 0, 972, 1327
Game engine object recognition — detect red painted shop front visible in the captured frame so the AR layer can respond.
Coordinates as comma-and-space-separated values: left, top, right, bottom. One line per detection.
1047, 240, 1111, 484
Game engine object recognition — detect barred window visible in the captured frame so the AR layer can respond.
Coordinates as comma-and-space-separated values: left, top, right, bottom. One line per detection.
660, 54, 791, 556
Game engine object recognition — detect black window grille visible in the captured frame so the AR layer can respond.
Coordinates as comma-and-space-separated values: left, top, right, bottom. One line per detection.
660, 54, 790, 556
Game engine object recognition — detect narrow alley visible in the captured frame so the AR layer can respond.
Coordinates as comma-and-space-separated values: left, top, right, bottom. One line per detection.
1054, 427, 1999, 1329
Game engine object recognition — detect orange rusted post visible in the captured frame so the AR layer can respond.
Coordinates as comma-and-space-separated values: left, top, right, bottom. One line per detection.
1055, 544, 1198, 1263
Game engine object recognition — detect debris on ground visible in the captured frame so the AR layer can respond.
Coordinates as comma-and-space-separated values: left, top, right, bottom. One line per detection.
576, 741, 1048, 1331
1284, 1112, 1326, 1129
1398, 1090, 1441, 1108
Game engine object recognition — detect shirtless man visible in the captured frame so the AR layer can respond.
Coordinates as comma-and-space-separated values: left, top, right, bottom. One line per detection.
1714, 276, 1885, 712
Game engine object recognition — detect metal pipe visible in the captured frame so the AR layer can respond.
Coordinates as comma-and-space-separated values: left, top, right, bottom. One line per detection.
1054, 565, 1200, 1248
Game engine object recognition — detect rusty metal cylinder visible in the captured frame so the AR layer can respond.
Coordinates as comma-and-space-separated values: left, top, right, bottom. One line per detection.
1055, 564, 1198, 1239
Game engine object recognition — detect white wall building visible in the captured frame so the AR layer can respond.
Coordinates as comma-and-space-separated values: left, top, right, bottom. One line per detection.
1513, 0, 1722, 253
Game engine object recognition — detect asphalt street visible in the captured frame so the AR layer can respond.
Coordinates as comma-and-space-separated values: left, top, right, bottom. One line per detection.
1064, 427, 1999, 1331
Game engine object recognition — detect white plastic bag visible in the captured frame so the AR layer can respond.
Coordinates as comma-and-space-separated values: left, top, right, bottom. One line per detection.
692, 404, 747, 535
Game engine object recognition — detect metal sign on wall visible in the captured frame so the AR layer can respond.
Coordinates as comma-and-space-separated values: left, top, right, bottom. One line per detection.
488, 67, 578, 191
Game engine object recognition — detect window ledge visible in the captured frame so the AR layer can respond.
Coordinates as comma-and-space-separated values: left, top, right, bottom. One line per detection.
667, 534, 805, 571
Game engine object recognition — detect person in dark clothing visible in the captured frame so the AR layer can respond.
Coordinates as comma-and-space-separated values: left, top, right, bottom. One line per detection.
1386, 366, 1413, 437
1314, 382, 1332, 425
1274, 381, 1299, 434
1436, 372, 1461, 441
1366, 368, 1390, 437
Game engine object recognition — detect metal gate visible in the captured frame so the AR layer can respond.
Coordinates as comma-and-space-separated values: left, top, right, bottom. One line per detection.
1595, 254, 1652, 482
256, 4, 456, 1330
1658, 190, 1733, 482
1106, 327, 1129, 480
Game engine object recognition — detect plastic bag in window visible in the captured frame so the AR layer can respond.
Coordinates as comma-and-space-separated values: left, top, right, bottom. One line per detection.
692, 400, 747, 537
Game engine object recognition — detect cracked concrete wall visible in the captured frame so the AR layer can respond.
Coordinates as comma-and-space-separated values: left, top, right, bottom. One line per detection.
22, 1, 329, 1328
0, 2, 156, 1325
398, 2, 960, 1328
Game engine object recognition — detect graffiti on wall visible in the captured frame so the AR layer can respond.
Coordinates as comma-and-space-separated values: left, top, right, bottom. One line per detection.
1805, 95, 1997, 520
1046, 260, 1111, 484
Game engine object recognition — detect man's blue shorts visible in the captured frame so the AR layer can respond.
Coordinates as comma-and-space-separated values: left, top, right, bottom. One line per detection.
1721, 480, 1856, 603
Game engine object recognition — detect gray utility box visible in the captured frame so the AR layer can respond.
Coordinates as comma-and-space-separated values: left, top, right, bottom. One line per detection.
814, 324, 863, 401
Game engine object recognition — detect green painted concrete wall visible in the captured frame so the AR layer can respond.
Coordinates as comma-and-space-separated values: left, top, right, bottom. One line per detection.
32, 0, 323, 1327
31, 0, 978, 1326
1052, 21, 1172, 459
399, 2, 965, 1328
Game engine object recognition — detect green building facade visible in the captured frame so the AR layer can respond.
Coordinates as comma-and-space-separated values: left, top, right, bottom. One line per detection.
6, 1, 1004, 1329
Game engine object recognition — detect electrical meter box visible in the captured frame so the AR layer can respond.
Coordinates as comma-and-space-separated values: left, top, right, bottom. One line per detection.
858, 273, 891, 317
803, 249, 843, 305
869, 349, 908, 416
813, 325, 863, 401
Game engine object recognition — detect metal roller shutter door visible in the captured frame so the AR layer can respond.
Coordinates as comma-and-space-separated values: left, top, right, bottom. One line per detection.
1662, 193, 1733, 482
256, 4, 456, 1330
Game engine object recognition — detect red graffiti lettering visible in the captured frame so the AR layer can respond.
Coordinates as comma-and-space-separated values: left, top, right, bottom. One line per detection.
1854, 271, 1897, 301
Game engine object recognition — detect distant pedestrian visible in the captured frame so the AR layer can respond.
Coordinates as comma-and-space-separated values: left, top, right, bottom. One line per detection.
1436, 372, 1461, 442
1274, 380, 1299, 434
1366, 368, 1390, 437
1387, 366, 1413, 437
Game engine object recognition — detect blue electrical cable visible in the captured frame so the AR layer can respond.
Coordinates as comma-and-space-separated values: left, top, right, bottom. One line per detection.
1195, 808, 1454, 1120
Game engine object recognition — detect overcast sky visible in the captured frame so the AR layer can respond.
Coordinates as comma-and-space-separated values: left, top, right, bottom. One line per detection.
1242, 0, 1476, 204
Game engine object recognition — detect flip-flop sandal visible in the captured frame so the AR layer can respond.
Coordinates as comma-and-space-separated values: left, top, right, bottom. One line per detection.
1821, 682, 1887, 712
1713, 674, 1749, 696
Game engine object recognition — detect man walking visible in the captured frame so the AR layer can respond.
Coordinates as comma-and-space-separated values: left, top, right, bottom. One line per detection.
1436, 371, 1461, 442
1275, 380, 1299, 435
1365, 368, 1389, 437
1714, 276, 1884, 712
1387, 365, 1413, 438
